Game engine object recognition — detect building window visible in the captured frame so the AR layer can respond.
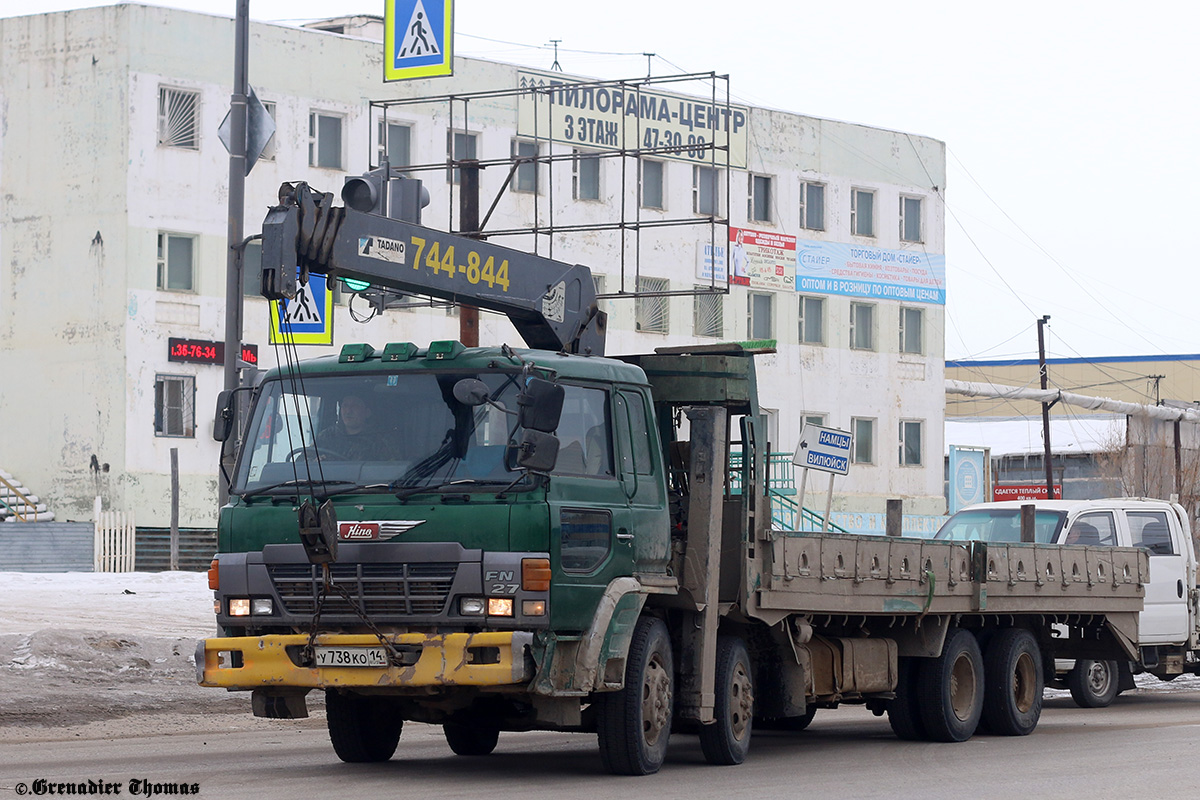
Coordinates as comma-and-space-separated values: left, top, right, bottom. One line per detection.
900, 195, 923, 242
850, 302, 875, 350
259, 102, 277, 161
852, 417, 874, 464
446, 130, 478, 184
900, 419, 923, 466
694, 286, 723, 338
900, 306, 924, 354
154, 374, 195, 438
308, 111, 343, 169
242, 240, 261, 297
747, 292, 773, 339
640, 159, 665, 210
158, 87, 199, 149
636, 276, 669, 333
799, 181, 825, 231
512, 139, 540, 193
851, 188, 875, 237
573, 149, 601, 201
693, 165, 720, 215
157, 232, 195, 292
798, 295, 824, 345
377, 120, 412, 170
748, 174, 771, 222
803, 413, 826, 428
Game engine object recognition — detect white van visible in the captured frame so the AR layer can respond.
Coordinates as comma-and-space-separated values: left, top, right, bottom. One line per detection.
936, 498, 1198, 707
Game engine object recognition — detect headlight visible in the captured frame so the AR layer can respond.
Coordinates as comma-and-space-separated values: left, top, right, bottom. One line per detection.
487, 597, 513, 617
460, 597, 486, 616
229, 598, 251, 617
251, 598, 274, 616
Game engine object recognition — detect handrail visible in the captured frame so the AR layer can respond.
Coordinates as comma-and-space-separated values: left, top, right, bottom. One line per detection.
768, 489, 850, 534
0, 473, 33, 522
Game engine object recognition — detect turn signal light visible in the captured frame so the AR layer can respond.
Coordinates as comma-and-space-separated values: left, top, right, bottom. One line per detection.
207, 559, 220, 590
522, 558, 551, 592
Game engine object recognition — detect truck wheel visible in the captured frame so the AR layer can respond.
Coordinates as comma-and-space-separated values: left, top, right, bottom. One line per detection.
699, 636, 754, 765
917, 627, 984, 742
325, 690, 403, 763
444, 720, 500, 756
597, 615, 674, 776
981, 628, 1043, 736
887, 656, 928, 741
1068, 659, 1119, 708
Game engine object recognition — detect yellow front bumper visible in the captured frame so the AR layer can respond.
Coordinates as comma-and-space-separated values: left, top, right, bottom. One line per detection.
196, 631, 534, 690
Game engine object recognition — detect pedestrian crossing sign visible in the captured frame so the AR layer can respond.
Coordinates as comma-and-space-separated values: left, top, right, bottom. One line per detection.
385, 0, 453, 82
269, 272, 333, 345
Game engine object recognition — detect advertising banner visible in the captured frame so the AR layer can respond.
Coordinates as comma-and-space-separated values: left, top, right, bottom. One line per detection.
517, 70, 749, 169
794, 239, 946, 305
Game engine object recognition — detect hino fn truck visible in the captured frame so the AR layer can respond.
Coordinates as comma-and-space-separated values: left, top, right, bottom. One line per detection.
198, 175, 1151, 774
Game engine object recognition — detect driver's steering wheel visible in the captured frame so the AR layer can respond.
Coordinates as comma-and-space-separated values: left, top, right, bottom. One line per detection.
287, 445, 347, 462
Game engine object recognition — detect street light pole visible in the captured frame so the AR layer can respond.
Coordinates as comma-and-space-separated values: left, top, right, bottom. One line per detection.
220, 0, 250, 508
1037, 315, 1055, 500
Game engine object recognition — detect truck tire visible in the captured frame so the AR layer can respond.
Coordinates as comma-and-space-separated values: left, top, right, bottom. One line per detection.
917, 627, 984, 742
699, 636, 754, 765
597, 615, 674, 776
325, 689, 403, 763
444, 720, 500, 756
887, 656, 928, 741
981, 628, 1043, 736
1068, 659, 1119, 708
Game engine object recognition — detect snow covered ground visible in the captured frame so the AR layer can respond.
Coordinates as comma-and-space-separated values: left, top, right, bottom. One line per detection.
0, 571, 250, 731
2, 570, 1198, 735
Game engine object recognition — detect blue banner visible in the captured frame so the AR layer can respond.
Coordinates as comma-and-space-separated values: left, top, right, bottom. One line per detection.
794, 239, 946, 305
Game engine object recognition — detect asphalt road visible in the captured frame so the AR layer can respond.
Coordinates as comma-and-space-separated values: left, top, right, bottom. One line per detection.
4, 691, 1200, 799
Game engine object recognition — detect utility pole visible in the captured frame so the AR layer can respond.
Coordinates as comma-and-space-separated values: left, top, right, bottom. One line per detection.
1037, 315, 1055, 500
220, 0, 250, 507
458, 160, 481, 347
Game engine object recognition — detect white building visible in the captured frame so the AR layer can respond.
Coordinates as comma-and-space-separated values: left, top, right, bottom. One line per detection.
0, 4, 947, 531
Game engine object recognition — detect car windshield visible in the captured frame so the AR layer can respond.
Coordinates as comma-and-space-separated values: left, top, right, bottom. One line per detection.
233, 371, 529, 495
934, 508, 1068, 544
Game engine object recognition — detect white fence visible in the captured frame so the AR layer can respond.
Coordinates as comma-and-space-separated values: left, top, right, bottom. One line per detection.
94, 509, 136, 572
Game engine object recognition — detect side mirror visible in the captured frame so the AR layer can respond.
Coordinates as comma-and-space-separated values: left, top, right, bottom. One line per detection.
515, 429, 560, 474
517, 378, 564, 433
213, 390, 237, 442
452, 378, 491, 407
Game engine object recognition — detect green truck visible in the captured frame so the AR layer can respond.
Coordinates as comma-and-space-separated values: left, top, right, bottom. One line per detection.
198, 176, 1149, 774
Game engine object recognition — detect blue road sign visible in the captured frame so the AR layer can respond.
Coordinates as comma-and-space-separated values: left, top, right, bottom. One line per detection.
385, 0, 453, 81
269, 271, 333, 345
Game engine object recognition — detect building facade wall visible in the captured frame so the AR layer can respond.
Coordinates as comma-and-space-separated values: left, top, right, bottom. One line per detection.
1, 5, 947, 527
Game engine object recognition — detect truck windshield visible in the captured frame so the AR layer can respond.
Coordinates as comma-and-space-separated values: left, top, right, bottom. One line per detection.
934, 508, 1068, 544
233, 372, 529, 495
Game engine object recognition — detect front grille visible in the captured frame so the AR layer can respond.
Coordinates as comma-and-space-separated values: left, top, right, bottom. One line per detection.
267, 562, 458, 617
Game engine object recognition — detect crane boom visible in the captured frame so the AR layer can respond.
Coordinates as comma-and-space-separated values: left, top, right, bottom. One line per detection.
261, 181, 607, 355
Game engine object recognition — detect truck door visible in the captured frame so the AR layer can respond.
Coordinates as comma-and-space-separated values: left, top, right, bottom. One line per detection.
1127, 509, 1190, 644
545, 384, 633, 633
612, 387, 669, 575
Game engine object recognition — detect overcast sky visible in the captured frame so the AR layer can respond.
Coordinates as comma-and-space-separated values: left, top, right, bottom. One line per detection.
5, 0, 1198, 363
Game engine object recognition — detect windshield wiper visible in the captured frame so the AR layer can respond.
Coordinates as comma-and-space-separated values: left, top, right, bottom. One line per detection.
393, 478, 510, 501
238, 479, 357, 501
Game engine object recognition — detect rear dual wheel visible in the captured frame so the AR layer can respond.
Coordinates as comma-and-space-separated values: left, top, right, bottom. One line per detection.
981, 628, 1043, 736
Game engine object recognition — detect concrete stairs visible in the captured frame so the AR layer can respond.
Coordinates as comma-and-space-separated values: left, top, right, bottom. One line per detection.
0, 468, 55, 522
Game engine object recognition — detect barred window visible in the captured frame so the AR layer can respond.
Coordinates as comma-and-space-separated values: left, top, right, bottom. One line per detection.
154, 374, 195, 438
158, 87, 199, 149
693, 286, 723, 338
636, 276, 670, 334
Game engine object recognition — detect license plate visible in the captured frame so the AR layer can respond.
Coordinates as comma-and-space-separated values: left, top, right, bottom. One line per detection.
314, 646, 388, 668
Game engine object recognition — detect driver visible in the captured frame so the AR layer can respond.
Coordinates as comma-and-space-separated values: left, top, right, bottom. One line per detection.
317, 394, 380, 460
